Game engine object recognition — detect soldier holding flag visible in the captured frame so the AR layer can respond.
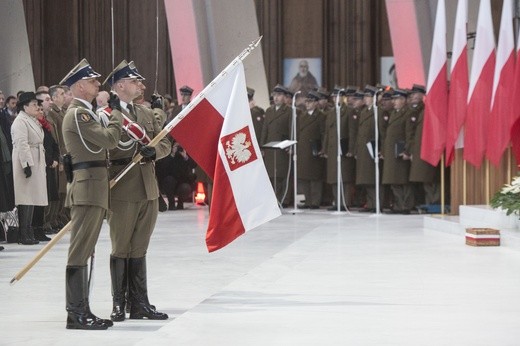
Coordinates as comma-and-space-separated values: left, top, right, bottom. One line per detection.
60, 59, 123, 330
103, 60, 171, 322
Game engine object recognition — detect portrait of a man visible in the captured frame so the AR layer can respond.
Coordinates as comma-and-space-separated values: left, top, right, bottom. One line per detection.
284, 58, 321, 95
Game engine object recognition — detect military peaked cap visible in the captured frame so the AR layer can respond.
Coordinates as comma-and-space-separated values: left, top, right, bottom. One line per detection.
59, 59, 101, 87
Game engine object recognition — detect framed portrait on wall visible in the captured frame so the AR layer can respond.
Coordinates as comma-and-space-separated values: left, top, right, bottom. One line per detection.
283, 58, 322, 95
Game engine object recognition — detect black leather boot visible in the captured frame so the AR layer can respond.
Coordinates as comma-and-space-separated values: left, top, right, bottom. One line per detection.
110, 256, 127, 322
128, 257, 168, 320
18, 205, 38, 245
34, 227, 51, 241
65, 265, 112, 330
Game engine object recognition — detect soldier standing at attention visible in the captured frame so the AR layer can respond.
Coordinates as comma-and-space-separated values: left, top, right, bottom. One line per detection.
247, 87, 265, 141
104, 60, 171, 322
354, 86, 381, 212
260, 84, 293, 205
60, 59, 123, 330
296, 90, 326, 209
406, 84, 439, 206
382, 89, 415, 214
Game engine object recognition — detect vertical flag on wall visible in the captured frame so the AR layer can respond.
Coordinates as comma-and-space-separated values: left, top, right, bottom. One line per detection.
464, 0, 496, 168
511, 29, 520, 166
445, 0, 468, 167
486, 0, 515, 166
421, 0, 447, 166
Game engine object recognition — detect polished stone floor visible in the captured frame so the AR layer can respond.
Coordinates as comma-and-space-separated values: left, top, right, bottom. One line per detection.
1, 205, 520, 345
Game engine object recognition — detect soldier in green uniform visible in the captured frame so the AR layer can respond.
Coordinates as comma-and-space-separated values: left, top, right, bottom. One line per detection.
167, 85, 193, 123
345, 89, 365, 207
60, 59, 123, 330
406, 84, 439, 206
378, 89, 394, 210
247, 87, 265, 141
354, 86, 382, 212
104, 61, 171, 322
316, 88, 332, 114
46, 85, 68, 231
260, 84, 293, 205
322, 87, 346, 210
382, 89, 415, 214
296, 91, 326, 209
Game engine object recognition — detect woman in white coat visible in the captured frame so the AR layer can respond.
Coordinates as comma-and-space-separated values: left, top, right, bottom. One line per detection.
11, 92, 48, 244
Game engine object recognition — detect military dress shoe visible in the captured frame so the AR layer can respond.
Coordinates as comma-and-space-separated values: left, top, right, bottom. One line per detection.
359, 208, 376, 213
110, 305, 125, 322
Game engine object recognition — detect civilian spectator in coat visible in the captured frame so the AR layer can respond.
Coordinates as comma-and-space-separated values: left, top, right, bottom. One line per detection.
32, 102, 59, 241
0, 109, 15, 213
11, 92, 48, 244
156, 142, 197, 210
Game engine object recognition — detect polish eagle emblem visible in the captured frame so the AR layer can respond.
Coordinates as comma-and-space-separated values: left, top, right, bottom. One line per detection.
225, 132, 252, 164
221, 125, 258, 171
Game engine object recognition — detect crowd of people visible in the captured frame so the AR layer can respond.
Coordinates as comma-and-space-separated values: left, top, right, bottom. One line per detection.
0, 59, 200, 330
252, 82, 441, 213
0, 57, 441, 329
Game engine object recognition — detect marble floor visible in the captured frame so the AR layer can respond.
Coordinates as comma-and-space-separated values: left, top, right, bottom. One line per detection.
1, 205, 520, 346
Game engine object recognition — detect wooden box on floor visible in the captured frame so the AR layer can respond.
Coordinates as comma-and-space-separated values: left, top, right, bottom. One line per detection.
465, 228, 500, 246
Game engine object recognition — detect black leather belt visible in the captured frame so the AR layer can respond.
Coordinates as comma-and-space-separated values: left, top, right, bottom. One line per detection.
110, 158, 133, 166
110, 157, 153, 166
72, 160, 107, 171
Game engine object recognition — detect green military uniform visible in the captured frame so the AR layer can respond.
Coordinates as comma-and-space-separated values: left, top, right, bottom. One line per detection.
250, 105, 265, 141
296, 107, 325, 207
48, 103, 70, 224
105, 60, 170, 322
382, 94, 414, 212
61, 59, 122, 331
260, 103, 292, 202
108, 103, 170, 258
343, 106, 359, 183
355, 105, 377, 207
323, 103, 348, 207
406, 101, 439, 205
63, 98, 123, 265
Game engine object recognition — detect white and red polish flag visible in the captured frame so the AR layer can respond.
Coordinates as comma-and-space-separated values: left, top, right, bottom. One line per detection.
511, 29, 520, 166
169, 61, 281, 252
421, 0, 448, 166
464, 0, 496, 168
445, 0, 468, 167
486, 0, 515, 166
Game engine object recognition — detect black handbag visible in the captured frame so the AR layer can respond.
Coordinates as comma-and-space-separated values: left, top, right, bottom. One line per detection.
6, 226, 19, 243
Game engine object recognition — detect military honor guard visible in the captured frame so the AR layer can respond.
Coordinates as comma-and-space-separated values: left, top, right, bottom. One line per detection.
406, 84, 439, 206
322, 87, 348, 210
260, 84, 293, 205
296, 90, 326, 209
60, 59, 123, 330
354, 85, 381, 212
381, 88, 415, 214
104, 60, 171, 322
247, 87, 265, 141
